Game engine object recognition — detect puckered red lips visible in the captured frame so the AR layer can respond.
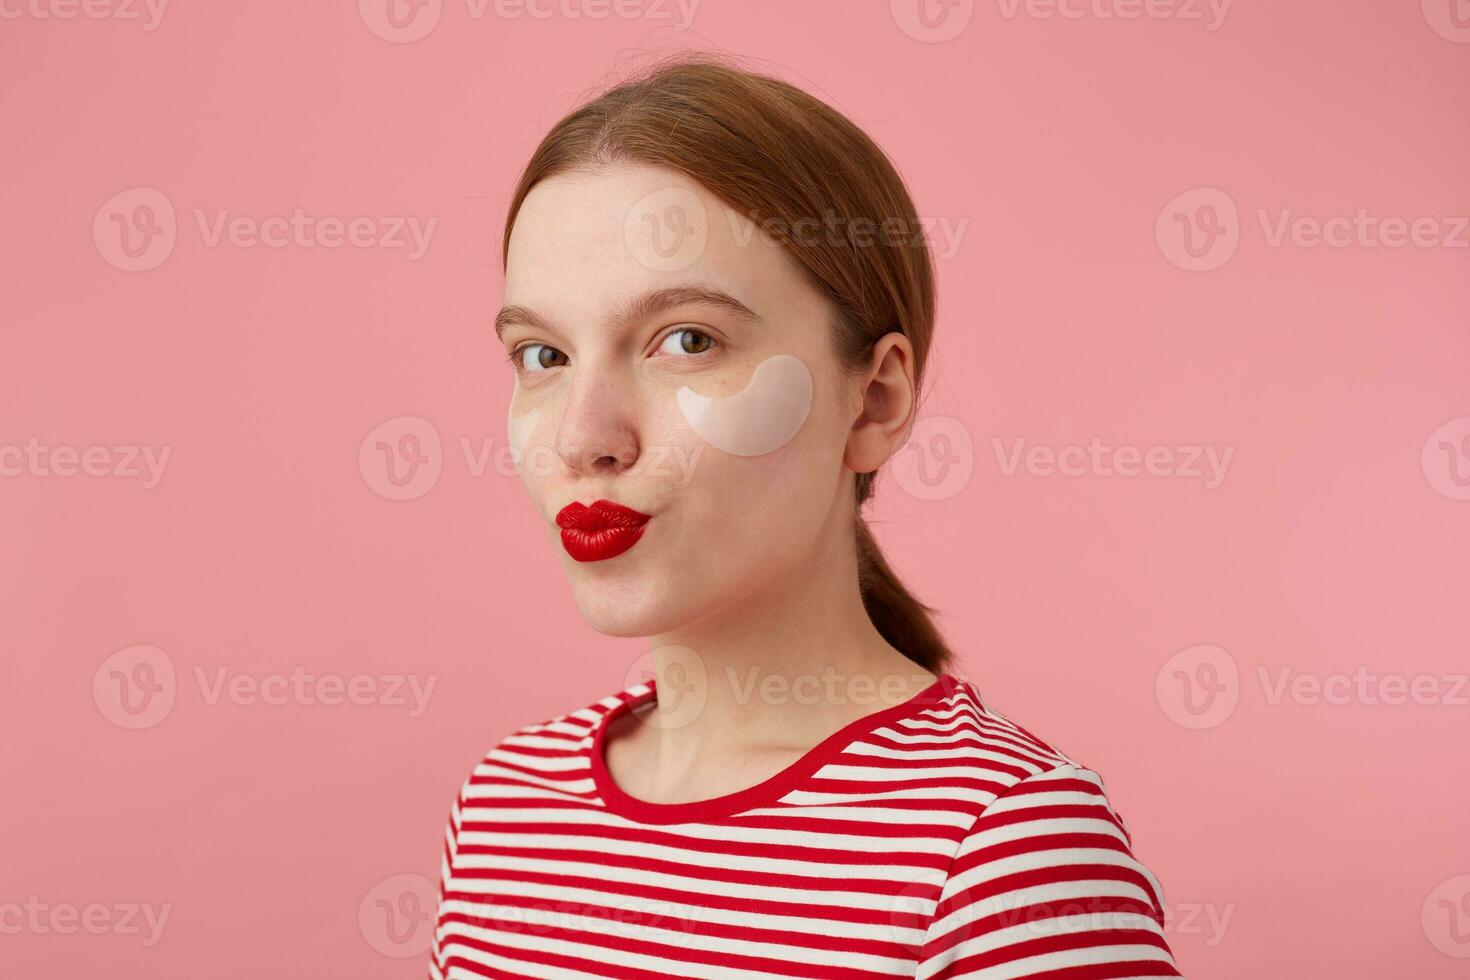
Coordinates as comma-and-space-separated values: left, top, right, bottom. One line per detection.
555, 499, 652, 562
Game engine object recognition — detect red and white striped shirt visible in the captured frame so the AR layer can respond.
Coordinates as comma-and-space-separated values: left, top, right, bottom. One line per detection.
430, 672, 1180, 979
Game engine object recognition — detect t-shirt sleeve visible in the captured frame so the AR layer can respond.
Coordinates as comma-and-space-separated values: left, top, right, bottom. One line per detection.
915, 762, 1181, 979
428, 776, 468, 980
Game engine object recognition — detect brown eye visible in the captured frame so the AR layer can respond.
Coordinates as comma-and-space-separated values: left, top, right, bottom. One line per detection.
518, 344, 568, 373
659, 327, 716, 357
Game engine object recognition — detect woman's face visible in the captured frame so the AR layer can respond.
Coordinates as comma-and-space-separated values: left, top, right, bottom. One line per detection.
499, 162, 864, 638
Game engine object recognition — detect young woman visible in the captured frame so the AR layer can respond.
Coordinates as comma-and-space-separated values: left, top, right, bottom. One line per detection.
431, 54, 1180, 980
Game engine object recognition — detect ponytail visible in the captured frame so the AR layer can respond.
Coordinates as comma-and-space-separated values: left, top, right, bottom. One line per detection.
854, 477, 954, 674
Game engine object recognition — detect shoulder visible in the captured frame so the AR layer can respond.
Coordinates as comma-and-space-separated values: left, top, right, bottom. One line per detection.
912, 680, 1177, 975
449, 679, 649, 801
895, 674, 1087, 781
888, 674, 1132, 828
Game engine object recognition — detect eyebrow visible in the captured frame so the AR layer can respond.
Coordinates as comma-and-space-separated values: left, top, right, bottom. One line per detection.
494, 284, 763, 343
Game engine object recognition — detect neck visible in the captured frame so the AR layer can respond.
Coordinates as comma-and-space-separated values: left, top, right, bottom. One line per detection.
641, 510, 938, 759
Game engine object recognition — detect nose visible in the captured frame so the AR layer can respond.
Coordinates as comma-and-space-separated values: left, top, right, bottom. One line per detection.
553, 362, 641, 477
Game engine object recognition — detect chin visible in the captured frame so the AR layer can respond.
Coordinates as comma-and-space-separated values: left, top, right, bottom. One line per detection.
571, 586, 680, 638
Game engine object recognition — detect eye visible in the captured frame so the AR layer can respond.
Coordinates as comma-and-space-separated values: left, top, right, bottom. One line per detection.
508, 343, 568, 374
658, 326, 717, 358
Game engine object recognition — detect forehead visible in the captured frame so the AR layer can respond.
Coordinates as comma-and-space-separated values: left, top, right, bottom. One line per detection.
503, 163, 827, 334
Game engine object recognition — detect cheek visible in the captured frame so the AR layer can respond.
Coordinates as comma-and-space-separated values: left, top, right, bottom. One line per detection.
674, 354, 813, 457
660, 356, 837, 558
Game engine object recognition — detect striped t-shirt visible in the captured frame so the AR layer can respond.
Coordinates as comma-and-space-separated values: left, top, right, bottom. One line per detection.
430, 672, 1181, 979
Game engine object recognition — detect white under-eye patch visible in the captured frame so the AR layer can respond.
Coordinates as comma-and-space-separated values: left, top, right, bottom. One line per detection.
506, 395, 541, 460
676, 354, 813, 456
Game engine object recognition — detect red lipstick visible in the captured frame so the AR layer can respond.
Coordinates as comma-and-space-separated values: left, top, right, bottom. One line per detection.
555, 499, 652, 563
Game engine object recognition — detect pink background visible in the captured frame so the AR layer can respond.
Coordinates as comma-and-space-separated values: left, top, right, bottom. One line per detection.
3, 1, 1468, 977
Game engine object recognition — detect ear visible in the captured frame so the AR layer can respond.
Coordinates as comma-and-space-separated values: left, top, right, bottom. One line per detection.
844, 332, 917, 476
